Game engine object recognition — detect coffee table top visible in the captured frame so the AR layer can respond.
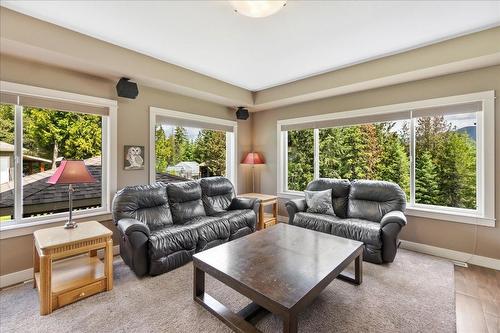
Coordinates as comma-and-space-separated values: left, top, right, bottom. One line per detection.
193, 223, 363, 311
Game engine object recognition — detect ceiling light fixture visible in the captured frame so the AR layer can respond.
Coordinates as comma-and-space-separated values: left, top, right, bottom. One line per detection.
230, 1, 287, 18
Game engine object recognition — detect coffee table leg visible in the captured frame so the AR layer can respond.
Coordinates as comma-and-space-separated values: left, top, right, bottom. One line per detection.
354, 251, 363, 285
283, 314, 298, 333
193, 265, 205, 299
337, 250, 363, 285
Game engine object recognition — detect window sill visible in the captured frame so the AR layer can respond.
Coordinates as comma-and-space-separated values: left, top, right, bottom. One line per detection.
277, 191, 495, 227
0, 210, 113, 240
405, 207, 495, 227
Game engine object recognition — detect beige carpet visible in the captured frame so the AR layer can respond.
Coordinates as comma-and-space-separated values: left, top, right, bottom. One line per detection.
0, 249, 455, 333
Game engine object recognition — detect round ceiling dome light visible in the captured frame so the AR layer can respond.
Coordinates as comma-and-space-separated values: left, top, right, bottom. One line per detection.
230, 1, 287, 18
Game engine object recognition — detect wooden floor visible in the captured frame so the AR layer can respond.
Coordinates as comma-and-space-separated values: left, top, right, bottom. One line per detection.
455, 264, 500, 333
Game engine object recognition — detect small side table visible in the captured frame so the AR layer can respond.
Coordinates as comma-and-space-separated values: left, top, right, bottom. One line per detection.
239, 193, 278, 230
33, 221, 113, 315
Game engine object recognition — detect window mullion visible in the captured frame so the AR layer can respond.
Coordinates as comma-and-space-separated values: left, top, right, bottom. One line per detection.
409, 111, 416, 207
313, 128, 319, 179
14, 103, 23, 222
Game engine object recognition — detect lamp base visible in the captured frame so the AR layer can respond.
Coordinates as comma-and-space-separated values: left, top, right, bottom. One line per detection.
64, 221, 78, 229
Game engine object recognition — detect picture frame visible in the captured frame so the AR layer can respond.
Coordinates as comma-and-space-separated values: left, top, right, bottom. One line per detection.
124, 145, 145, 170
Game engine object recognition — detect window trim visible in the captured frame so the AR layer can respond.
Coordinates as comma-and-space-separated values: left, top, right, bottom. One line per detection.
149, 107, 238, 190
277, 91, 495, 227
0, 81, 118, 232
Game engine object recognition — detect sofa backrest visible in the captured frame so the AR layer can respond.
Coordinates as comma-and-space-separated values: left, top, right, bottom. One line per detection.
200, 177, 235, 215
347, 180, 406, 222
306, 178, 351, 218
112, 182, 173, 231
166, 180, 206, 224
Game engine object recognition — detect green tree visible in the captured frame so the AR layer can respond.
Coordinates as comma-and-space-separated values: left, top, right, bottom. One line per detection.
155, 125, 172, 173
435, 132, 476, 209
22, 107, 101, 169
376, 130, 410, 198
172, 126, 189, 165
193, 129, 226, 176
415, 150, 439, 205
288, 129, 314, 191
0, 104, 15, 144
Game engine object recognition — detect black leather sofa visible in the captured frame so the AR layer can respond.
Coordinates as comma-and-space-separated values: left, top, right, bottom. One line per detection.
112, 177, 260, 276
286, 179, 407, 264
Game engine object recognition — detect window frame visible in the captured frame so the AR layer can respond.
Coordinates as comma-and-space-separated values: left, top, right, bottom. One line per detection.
149, 107, 238, 190
0, 81, 118, 232
277, 91, 495, 227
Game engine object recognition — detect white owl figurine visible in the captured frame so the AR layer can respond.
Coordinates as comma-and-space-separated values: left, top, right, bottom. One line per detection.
126, 146, 144, 169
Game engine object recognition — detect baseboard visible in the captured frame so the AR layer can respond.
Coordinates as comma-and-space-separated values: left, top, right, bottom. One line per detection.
400, 240, 500, 270
0, 245, 120, 289
0, 268, 33, 289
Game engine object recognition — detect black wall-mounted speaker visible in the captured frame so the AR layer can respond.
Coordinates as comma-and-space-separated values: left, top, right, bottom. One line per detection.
116, 78, 139, 99
236, 107, 249, 120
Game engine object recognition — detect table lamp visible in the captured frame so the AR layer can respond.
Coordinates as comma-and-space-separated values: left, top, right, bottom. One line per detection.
47, 160, 96, 229
241, 152, 265, 193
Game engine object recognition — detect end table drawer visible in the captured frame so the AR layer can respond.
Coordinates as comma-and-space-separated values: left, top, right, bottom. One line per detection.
58, 280, 106, 307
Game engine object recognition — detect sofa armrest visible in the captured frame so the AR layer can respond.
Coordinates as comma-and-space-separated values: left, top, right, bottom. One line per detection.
117, 218, 150, 237
228, 197, 261, 218
380, 211, 407, 229
380, 211, 406, 263
117, 218, 150, 277
285, 198, 307, 224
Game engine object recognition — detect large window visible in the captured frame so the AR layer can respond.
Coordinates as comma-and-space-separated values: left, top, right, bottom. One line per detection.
278, 91, 495, 226
319, 120, 410, 199
155, 125, 227, 180
150, 107, 237, 186
0, 82, 116, 227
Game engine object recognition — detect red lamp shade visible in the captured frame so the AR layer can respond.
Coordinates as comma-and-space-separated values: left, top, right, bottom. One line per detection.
47, 160, 96, 184
241, 152, 265, 165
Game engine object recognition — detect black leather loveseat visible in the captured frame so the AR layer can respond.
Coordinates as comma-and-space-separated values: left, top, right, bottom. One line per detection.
112, 177, 260, 276
286, 179, 407, 264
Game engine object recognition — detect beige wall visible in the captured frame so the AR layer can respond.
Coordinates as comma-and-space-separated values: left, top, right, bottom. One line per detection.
253, 65, 500, 260
0, 55, 253, 275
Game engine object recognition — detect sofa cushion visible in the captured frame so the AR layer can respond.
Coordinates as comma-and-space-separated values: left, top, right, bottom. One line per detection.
149, 224, 198, 260
112, 182, 172, 231
167, 181, 206, 224
330, 218, 382, 247
148, 216, 230, 259
291, 212, 335, 233
186, 216, 231, 251
200, 177, 235, 215
213, 209, 256, 235
306, 178, 350, 218
305, 189, 336, 215
348, 180, 406, 222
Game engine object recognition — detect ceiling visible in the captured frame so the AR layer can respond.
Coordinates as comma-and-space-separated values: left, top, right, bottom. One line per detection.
2, 1, 500, 91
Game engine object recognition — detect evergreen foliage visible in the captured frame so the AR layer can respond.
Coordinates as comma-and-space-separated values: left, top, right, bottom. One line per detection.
290, 117, 477, 210
154, 126, 227, 177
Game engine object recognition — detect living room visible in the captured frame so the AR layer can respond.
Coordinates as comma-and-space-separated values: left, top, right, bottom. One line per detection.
0, 1, 499, 332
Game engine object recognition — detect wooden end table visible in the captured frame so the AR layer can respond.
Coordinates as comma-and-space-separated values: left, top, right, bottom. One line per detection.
239, 193, 277, 230
33, 221, 113, 315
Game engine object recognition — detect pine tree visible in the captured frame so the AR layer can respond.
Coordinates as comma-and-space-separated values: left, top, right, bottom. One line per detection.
377, 131, 410, 198
193, 129, 226, 176
172, 126, 188, 165
435, 132, 476, 209
415, 150, 439, 205
287, 129, 314, 190
155, 126, 172, 173
22, 107, 101, 168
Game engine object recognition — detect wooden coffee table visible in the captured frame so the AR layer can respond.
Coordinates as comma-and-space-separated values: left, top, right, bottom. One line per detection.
193, 223, 364, 333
